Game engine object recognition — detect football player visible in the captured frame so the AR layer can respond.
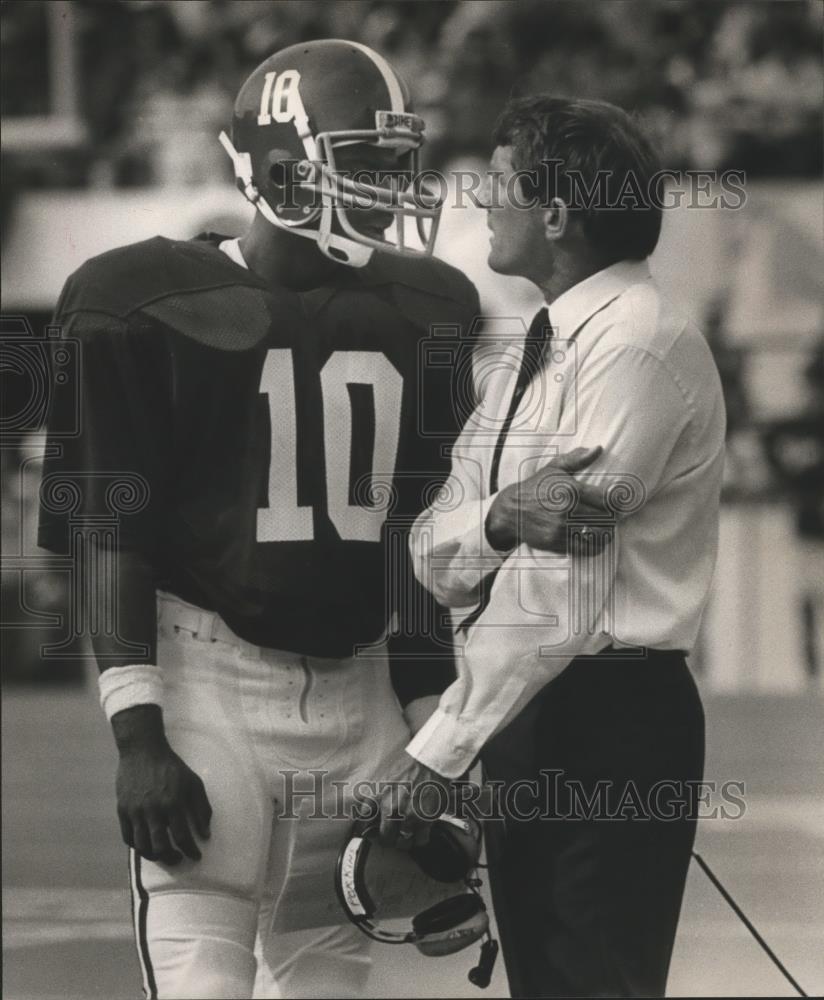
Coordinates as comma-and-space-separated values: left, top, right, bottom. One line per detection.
38, 40, 478, 999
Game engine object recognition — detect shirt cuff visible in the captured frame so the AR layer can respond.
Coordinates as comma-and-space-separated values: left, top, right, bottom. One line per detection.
404, 706, 480, 779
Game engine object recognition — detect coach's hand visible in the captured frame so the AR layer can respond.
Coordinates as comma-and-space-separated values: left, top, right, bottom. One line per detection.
112, 705, 212, 866
376, 753, 451, 849
485, 445, 610, 553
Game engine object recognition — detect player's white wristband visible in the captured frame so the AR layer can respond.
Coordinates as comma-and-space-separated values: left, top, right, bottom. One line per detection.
98, 664, 164, 722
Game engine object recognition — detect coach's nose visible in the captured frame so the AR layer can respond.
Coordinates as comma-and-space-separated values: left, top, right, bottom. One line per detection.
478, 171, 493, 210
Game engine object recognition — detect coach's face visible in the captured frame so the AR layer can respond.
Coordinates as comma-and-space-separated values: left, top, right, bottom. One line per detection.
483, 146, 551, 282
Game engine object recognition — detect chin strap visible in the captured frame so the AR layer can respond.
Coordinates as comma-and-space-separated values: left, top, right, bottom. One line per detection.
218, 131, 373, 268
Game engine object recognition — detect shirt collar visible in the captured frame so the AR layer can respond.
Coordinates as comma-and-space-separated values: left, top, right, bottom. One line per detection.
218, 237, 248, 270
548, 258, 652, 339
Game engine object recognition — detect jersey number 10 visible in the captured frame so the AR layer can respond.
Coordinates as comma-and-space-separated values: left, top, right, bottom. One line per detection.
257, 349, 403, 543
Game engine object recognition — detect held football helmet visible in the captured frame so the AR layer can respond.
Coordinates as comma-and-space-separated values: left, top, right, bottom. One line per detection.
336, 813, 499, 989
220, 39, 443, 267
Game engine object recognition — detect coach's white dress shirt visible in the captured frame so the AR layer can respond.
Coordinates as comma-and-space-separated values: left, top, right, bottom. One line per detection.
406, 259, 726, 778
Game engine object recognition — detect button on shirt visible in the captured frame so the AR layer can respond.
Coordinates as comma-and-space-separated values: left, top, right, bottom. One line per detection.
406, 259, 726, 778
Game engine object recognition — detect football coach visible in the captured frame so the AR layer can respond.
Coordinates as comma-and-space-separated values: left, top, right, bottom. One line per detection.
397, 97, 727, 997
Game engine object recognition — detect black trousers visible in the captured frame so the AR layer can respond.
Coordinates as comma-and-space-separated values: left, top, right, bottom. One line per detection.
482, 649, 705, 999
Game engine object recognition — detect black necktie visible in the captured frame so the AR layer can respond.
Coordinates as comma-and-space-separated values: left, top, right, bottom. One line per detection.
488, 307, 552, 494
458, 309, 552, 635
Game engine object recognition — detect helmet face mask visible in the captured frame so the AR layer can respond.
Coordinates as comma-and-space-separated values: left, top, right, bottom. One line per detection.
315, 119, 442, 263
221, 40, 443, 267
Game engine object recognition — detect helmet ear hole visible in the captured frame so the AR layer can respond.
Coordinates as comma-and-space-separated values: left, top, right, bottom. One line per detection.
263, 151, 320, 223
268, 155, 296, 189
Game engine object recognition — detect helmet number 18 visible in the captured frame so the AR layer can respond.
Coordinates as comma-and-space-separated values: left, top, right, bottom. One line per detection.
257, 69, 305, 128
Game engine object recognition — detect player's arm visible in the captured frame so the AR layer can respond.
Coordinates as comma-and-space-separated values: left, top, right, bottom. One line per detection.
388, 564, 456, 736
95, 547, 211, 866
38, 296, 210, 864
382, 543, 458, 844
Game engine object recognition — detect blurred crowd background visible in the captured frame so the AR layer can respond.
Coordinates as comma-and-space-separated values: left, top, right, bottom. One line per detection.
1, 0, 821, 184
1, 0, 822, 692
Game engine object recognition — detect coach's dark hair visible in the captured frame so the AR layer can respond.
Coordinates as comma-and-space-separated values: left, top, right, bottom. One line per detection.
492, 96, 663, 263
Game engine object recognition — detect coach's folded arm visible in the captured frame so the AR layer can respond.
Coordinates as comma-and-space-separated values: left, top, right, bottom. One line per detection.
376, 445, 612, 842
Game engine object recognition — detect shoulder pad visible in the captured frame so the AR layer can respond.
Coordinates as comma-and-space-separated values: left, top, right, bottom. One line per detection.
358, 252, 480, 314
57, 236, 266, 319
55, 236, 282, 350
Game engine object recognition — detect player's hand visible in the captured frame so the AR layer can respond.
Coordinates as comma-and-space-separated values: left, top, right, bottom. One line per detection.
486, 445, 610, 553
112, 706, 212, 866
376, 753, 451, 849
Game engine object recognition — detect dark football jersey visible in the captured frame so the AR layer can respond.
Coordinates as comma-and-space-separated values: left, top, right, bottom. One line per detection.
38, 235, 480, 666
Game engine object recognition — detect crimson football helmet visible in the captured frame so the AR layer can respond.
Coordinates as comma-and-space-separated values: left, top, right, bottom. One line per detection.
220, 39, 443, 267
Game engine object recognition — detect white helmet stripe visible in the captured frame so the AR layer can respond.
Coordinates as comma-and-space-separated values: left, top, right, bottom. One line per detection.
346, 40, 405, 113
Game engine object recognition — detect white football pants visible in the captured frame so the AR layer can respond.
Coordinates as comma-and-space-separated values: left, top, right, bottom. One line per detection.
128, 591, 412, 999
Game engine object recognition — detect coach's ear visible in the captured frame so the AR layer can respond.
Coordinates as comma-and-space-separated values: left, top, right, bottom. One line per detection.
542, 197, 568, 242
